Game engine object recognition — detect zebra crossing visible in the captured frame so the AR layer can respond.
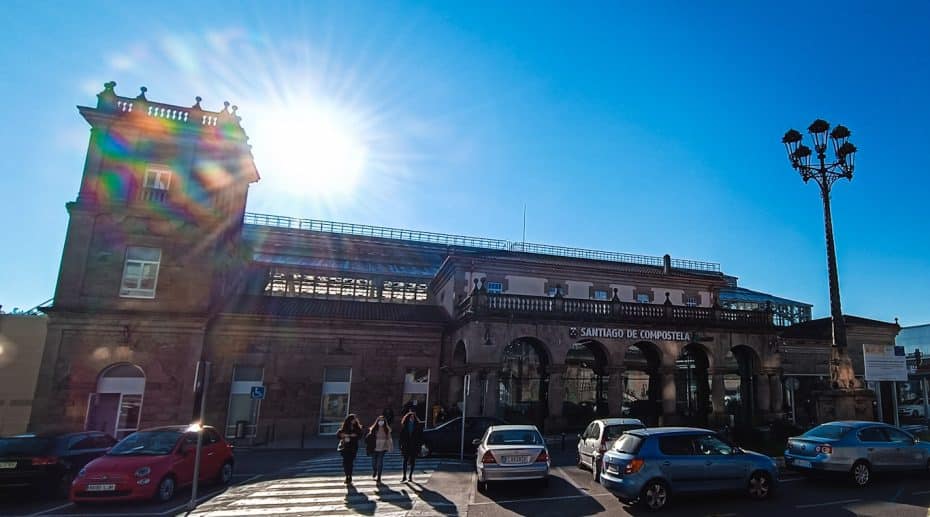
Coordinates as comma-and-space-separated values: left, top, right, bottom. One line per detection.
190, 450, 456, 517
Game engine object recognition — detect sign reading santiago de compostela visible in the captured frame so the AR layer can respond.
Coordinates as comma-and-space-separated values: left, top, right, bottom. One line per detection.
569, 327, 692, 341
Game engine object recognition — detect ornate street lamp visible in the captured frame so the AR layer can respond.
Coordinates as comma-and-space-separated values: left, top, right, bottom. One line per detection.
782, 119, 857, 390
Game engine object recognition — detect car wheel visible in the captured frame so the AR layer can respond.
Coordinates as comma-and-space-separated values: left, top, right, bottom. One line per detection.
576, 452, 585, 469
539, 475, 550, 489
155, 475, 176, 502
592, 456, 601, 483
217, 461, 234, 485
851, 461, 871, 487
747, 471, 773, 500
477, 480, 489, 493
639, 479, 669, 511
925, 459, 930, 478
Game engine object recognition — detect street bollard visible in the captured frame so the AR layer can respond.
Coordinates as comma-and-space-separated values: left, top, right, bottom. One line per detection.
561, 432, 566, 451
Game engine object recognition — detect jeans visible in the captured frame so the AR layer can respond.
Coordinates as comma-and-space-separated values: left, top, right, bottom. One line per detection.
403, 453, 417, 478
371, 451, 386, 479
341, 450, 356, 480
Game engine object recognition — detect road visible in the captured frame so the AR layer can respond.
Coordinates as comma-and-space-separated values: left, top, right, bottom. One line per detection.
2, 446, 929, 516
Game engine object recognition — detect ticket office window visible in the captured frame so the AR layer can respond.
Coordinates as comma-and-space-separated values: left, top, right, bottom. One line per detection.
320, 367, 352, 435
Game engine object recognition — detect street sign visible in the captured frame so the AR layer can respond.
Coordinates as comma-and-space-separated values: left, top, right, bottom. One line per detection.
863, 344, 908, 382
250, 386, 266, 400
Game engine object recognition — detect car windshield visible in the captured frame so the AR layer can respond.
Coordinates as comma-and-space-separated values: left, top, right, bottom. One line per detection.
487, 430, 542, 445
107, 430, 181, 456
803, 424, 853, 440
605, 424, 645, 441
612, 434, 644, 454
0, 437, 53, 456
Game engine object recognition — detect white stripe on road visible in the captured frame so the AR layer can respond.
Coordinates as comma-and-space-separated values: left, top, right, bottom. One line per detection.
25, 503, 76, 517
913, 489, 930, 495
795, 498, 863, 509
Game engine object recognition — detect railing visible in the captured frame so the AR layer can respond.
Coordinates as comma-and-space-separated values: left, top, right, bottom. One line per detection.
97, 83, 231, 128
459, 292, 774, 329
139, 187, 168, 203
243, 212, 722, 273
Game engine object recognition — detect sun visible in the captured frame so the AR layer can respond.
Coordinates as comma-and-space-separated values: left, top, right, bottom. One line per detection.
248, 98, 369, 200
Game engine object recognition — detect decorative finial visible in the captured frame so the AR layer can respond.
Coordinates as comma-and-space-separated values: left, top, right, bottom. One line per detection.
104, 81, 116, 91
222, 101, 230, 112
664, 292, 672, 305
192, 96, 203, 109
136, 86, 148, 100
231, 105, 238, 114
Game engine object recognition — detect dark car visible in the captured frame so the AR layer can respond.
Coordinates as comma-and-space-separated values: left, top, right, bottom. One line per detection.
0, 431, 116, 497
422, 417, 506, 457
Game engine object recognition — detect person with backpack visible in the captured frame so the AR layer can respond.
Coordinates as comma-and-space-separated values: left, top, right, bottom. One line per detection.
398, 410, 424, 482
336, 414, 363, 484
365, 414, 393, 483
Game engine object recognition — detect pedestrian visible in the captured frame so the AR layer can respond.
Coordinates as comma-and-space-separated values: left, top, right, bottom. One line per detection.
399, 410, 424, 483
366, 414, 393, 483
337, 414, 363, 484
383, 405, 395, 429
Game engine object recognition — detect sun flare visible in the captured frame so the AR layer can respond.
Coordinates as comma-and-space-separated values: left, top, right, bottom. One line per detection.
248, 98, 369, 200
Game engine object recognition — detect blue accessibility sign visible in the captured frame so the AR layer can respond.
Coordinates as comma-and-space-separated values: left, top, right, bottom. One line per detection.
250, 386, 266, 400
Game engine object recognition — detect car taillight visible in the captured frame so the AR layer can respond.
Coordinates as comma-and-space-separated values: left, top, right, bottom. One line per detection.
31, 456, 58, 466
815, 444, 833, 455
625, 458, 645, 475
536, 450, 550, 463
481, 451, 497, 464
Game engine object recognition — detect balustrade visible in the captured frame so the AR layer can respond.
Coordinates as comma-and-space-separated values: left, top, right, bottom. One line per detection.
459, 292, 773, 329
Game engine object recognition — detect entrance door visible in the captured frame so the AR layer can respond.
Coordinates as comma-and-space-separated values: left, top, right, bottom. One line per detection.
86, 393, 120, 435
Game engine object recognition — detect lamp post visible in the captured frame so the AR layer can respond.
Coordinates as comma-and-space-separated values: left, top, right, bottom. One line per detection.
782, 119, 858, 390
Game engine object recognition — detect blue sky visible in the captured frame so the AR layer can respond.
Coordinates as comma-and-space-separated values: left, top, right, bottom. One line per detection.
1, 1, 928, 324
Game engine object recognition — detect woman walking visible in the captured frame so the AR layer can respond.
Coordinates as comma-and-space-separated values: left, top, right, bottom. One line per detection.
366, 415, 393, 483
399, 410, 424, 482
337, 414, 363, 484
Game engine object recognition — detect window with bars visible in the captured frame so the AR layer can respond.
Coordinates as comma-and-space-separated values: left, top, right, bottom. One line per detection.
264, 269, 377, 299
381, 280, 428, 302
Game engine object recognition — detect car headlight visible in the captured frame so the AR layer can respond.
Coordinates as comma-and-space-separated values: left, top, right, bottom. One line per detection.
134, 466, 151, 477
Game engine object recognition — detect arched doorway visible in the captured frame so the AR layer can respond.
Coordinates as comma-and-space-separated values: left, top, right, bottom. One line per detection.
676, 344, 711, 426
86, 363, 145, 438
621, 342, 662, 425
729, 346, 761, 428
563, 340, 609, 430
498, 338, 549, 427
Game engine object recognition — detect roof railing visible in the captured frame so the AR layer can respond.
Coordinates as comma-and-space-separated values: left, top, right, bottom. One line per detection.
243, 212, 721, 273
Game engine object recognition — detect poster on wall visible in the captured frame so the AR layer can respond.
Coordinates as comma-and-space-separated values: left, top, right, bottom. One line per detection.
863, 344, 908, 382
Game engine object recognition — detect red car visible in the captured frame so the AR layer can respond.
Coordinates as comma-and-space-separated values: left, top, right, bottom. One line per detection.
70, 425, 233, 503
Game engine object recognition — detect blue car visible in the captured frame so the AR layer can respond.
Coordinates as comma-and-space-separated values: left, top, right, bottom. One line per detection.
599, 427, 778, 511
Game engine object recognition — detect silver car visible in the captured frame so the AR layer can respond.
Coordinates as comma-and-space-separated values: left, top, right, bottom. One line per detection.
474, 425, 549, 492
577, 418, 645, 482
785, 420, 930, 486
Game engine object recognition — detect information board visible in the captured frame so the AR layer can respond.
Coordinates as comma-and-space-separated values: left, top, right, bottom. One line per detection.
863, 344, 908, 382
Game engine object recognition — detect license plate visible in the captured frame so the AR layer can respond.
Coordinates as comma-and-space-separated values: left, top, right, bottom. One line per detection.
502, 455, 529, 464
0, 462, 16, 469
86, 483, 116, 492
793, 459, 811, 468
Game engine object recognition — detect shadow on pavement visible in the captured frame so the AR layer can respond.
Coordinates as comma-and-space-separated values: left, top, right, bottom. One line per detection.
479, 477, 606, 517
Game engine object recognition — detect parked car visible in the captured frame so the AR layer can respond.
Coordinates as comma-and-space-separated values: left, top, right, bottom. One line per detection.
474, 424, 549, 492
898, 399, 927, 418
0, 431, 116, 497
421, 416, 506, 457
600, 427, 778, 511
577, 418, 645, 482
70, 425, 234, 503
784, 420, 930, 487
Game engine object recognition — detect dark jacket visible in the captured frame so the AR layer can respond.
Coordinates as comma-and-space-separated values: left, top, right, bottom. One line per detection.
399, 419, 424, 456
337, 424, 362, 456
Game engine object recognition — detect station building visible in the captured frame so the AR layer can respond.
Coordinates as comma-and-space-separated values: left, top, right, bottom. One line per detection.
32, 84, 841, 443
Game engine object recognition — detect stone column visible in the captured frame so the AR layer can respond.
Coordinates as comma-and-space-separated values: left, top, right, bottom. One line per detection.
660, 367, 677, 425
768, 370, 784, 419
545, 365, 566, 433
465, 368, 483, 417
607, 367, 625, 418
710, 368, 726, 426
483, 370, 500, 418
755, 372, 771, 415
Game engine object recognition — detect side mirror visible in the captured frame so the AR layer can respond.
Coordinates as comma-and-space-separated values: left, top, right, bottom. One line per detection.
472, 439, 481, 446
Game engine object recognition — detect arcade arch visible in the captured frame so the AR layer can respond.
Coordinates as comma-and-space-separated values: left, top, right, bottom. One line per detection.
562, 340, 610, 429
621, 341, 662, 425
498, 337, 550, 427
675, 344, 711, 426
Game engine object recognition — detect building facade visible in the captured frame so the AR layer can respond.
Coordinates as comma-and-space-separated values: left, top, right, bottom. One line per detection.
0, 314, 48, 435
33, 85, 825, 443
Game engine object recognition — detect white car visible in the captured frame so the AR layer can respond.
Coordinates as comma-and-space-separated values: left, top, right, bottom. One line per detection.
577, 418, 645, 482
898, 400, 926, 418
474, 425, 549, 492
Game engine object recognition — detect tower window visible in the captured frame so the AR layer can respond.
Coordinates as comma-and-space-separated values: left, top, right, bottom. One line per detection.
486, 281, 503, 294
636, 293, 651, 303
141, 165, 172, 202
120, 247, 161, 298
